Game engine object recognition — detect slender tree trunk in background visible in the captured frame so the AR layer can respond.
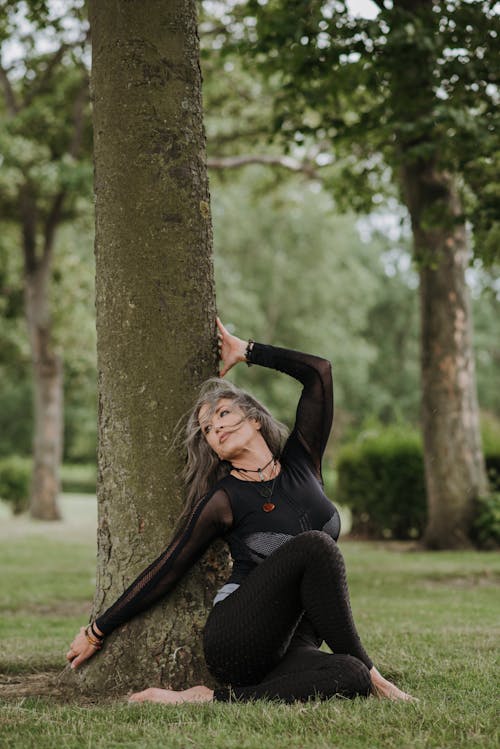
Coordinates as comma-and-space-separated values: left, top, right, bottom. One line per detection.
71, 0, 228, 695
401, 161, 488, 549
22, 195, 62, 521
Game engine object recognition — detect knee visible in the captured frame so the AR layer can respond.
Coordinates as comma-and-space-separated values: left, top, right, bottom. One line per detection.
341, 655, 372, 698
293, 530, 342, 560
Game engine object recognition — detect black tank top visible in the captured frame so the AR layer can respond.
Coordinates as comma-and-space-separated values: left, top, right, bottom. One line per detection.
95, 343, 340, 636
220, 432, 340, 588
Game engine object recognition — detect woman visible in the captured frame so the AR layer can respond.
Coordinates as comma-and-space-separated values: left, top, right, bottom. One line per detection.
67, 319, 414, 704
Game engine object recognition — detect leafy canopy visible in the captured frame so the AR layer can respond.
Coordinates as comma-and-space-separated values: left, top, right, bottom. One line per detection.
209, 0, 500, 262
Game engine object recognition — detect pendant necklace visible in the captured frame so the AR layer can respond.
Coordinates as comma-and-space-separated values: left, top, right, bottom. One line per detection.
231, 457, 280, 512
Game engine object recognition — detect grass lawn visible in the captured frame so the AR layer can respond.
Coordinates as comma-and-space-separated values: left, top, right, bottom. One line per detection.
0, 495, 499, 749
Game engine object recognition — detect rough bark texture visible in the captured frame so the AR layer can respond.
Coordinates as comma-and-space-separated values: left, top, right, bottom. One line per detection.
401, 161, 488, 549
69, 0, 229, 695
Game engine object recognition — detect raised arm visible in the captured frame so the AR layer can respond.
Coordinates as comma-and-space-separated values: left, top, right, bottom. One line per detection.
217, 318, 333, 476
247, 343, 333, 475
66, 489, 232, 669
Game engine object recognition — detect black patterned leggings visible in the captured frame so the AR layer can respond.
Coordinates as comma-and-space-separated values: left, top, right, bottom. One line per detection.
203, 531, 373, 703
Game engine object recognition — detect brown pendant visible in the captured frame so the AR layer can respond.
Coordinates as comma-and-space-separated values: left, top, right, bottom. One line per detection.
262, 502, 275, 513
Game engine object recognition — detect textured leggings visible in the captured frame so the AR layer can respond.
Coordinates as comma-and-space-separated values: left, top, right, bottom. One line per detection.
203, 531, 373, 703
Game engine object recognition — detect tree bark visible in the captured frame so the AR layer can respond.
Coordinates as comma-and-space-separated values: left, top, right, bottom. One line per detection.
71, 0, 229, 695
21, 185, 63, 521
400, 161, 489, 548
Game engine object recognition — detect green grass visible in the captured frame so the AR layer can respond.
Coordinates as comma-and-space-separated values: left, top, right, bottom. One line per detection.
60, 463, 97, 494
0, 496, 499, 748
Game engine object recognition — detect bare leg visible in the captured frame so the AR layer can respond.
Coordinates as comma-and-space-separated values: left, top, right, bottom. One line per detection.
128, 685, 213, 705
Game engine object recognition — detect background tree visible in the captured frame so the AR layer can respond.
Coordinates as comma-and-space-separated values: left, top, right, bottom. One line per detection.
215, 0, 499, 548
70, 0, 228, 695
0, 1, 92, 518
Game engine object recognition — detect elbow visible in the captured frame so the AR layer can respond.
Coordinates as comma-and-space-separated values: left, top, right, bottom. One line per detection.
317, 358, 333, 400
317, 357, 332, 383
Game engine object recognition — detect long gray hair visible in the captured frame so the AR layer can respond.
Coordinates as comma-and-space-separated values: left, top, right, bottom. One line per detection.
178, 378, 288, 524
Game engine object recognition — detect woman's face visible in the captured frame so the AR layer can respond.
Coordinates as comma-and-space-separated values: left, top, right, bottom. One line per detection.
198, 397, 261, 461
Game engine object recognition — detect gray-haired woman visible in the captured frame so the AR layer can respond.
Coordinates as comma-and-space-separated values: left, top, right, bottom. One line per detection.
67, 318, 414, 704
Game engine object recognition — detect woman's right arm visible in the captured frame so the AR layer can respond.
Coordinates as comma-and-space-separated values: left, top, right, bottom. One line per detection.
66, 488, 232, 669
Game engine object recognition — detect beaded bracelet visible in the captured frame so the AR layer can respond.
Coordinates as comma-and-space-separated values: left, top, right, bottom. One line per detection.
85, 626, 103, 649
245, 339, 254, 367
90, 622, 104, 641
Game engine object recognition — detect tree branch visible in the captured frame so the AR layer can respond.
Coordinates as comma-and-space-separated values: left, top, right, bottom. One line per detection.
42, 190, 66, 267
207, 154, 322, 179
42, 76, 88, 264
19, 185, 38, 274
24, 23, 90, 107
68, 76, 89, 159
0, 63, 19, 115
24, 43, 69, 107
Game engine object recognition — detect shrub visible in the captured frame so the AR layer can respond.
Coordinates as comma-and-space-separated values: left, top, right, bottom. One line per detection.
485, 456, 500, 491
471, 493, 500, 549
0, 455, 32, 514
336, 416, 500, 542
482, 413, 500, 491
336, 426, 426, 540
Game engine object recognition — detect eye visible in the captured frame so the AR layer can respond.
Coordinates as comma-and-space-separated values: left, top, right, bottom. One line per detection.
203, 425, 212, 435
220, 409, 230, 417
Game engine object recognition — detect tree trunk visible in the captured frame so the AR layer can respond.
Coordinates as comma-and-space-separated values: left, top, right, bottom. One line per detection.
71, 0, 229, 695
401, 161, 488, 548
24, 258, 63, 521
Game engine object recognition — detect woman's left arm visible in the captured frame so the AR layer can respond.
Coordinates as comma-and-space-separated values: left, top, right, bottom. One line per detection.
217, 318, 333, 476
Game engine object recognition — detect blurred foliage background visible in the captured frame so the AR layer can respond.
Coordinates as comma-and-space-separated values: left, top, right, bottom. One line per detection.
0, 0, 499, 538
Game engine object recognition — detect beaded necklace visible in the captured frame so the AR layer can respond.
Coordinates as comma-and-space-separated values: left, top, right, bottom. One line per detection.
230, 457, 280, 512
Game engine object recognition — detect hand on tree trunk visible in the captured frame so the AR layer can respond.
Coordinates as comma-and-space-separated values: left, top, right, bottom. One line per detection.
66, 626, 102, 669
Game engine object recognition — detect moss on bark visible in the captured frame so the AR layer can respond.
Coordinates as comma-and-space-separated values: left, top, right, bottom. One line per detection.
68, 0, 229, 695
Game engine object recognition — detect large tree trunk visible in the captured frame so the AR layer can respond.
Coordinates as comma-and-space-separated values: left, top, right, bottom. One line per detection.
72, 0, 229, 695
401, 161, 488, 548
24, 253, 63, 521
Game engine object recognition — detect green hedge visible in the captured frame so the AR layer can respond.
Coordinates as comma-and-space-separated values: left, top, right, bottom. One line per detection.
336, 423, 500, 543
336, 427, 426, 539
471, 492, 500, 549
0, 455, 32, 514
485, 455, 500, 492
482, 413, 500, 491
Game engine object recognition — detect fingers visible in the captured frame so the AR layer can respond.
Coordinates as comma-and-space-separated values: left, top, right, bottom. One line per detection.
66, 626, 96, 669
71, 654, 85, 670
216, 317, 228, 337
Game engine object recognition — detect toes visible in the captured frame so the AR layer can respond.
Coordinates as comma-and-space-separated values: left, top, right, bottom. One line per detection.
128, 688, 150, 703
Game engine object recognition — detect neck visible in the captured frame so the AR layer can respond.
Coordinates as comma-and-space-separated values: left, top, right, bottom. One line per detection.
229, 435, 274, 472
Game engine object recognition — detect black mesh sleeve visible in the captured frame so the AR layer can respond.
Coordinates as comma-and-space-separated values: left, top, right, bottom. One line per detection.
247, 343, 333, 476
95, 488, 232, 635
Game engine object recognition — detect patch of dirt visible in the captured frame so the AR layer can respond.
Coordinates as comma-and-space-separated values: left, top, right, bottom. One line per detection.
0, 672, 65, 701
0, 672, 119, 705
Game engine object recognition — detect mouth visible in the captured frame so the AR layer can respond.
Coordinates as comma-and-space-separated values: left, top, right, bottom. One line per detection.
219, 433, 229, 444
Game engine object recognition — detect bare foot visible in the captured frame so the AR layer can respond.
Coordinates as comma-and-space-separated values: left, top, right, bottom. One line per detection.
370, 667, 418, 702
128, 685, 214, 705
